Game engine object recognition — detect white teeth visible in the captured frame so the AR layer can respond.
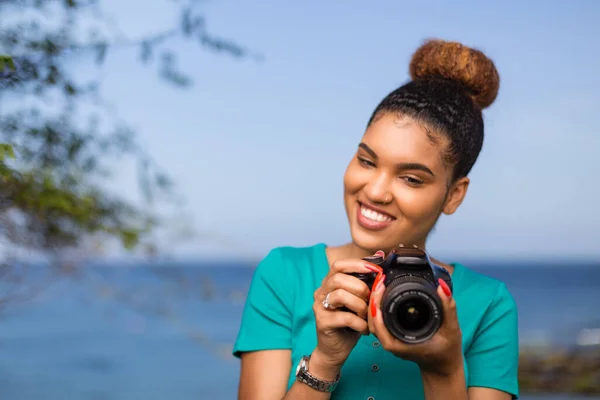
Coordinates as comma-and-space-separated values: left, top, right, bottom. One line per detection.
361, 206, 392, 222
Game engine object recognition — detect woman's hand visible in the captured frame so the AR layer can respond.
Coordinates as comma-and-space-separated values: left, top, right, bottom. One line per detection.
311, 256, 381, 371
367, 276, 464, 377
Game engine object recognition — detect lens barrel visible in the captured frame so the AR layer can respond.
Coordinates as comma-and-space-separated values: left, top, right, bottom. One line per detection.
381, 275, 443, 344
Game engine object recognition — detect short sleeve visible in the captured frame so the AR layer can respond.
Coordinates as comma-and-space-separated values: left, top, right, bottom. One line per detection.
465, 283, 520, 398
232, 248, 295, 358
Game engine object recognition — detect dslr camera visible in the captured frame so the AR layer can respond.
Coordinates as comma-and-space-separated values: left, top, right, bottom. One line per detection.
350, 245, 453, 344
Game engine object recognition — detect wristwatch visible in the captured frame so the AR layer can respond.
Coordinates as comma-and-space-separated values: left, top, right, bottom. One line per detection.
295, 355, 340, 393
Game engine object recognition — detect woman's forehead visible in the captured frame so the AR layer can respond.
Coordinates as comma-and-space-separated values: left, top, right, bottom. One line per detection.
360, 114, 448, 168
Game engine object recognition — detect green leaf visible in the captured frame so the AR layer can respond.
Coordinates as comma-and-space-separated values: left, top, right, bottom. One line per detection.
0, 144, 16, 161
121, 230, 140, 250
0, 55, 13, 72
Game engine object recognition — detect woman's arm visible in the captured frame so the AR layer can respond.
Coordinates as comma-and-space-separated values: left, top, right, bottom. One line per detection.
239, 350, 291, 400
420, 366, 467, 400
238, 349, 341, 400
468, 387, 512, 400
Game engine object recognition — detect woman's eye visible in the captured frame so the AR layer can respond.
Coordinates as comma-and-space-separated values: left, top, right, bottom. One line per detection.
403, 176, 424, 186
358, 157, 375, 168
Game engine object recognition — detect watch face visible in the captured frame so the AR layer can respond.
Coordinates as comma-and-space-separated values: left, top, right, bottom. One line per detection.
296, 356, 307, 377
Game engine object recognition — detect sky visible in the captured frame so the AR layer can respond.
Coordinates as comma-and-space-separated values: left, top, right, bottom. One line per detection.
74, 0, 600, 262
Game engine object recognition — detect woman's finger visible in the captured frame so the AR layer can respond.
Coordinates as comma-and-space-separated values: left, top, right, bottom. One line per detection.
367, 274, 386, 337
437, 279, 460, 333
324, 288, 369, 319
330, 259, 382, 275
323, 273, 372, 302
314, 306, 369, 334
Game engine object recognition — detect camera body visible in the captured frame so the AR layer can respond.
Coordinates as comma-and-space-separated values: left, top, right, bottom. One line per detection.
350, 245, 453, 344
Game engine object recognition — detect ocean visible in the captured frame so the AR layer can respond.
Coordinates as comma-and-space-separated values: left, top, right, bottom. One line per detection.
0, 259, 599, 400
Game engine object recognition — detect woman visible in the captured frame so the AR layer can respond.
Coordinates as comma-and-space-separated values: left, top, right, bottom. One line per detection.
233, 39, 519, 400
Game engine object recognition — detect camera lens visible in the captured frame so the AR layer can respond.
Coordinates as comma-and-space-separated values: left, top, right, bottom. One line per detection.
381, 275, 443, 344
396, 299, 430, 331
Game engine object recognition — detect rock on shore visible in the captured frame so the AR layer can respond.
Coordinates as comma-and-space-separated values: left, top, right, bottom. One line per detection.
519, 345, 600, 395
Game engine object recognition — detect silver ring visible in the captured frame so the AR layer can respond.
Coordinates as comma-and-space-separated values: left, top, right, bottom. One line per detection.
322, 292, 332, 309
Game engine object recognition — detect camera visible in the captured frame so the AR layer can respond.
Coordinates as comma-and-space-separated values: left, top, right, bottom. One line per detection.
349, 245, 453, 344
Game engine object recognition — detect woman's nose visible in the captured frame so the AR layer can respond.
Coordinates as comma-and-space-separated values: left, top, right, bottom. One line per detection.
364, 174, 393, 205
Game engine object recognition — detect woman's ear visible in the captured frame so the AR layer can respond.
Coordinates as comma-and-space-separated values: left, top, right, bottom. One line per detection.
443, 176, 469, 215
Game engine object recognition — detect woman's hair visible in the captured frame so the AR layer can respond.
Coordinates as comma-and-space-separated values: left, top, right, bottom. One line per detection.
367, 39, 500, 181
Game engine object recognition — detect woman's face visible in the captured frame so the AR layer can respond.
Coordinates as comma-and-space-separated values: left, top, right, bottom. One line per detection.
343, 113, 469, 254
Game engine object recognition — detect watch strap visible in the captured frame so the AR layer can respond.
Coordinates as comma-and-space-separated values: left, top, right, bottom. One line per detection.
295, 355, 340, 393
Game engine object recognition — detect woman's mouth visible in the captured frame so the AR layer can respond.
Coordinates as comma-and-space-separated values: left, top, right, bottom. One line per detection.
356, 201, 395, 231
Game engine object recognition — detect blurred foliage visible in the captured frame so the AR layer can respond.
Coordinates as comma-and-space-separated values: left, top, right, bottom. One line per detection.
0, 54, 17, 72
0, 0, 257, 310
0, 0, 253, 254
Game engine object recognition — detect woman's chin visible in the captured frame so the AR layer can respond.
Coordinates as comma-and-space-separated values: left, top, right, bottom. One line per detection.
350, 228, 396, 255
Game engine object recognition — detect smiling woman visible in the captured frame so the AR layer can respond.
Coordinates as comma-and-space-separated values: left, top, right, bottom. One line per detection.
233, 39, 518, 400
346, 117, 459, 251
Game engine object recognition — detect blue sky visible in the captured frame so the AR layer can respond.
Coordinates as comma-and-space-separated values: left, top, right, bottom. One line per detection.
89, 0, 599, 261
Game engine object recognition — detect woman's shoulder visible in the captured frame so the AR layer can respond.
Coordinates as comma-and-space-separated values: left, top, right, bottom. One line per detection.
251, 242, 327, 280
244, 243, 327, 306
256, 242, 326, 267
453, 263, 517, 311
265, 242, 326, 261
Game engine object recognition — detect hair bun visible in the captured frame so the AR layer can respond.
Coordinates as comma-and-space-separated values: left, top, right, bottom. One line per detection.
409, 39, 500, 109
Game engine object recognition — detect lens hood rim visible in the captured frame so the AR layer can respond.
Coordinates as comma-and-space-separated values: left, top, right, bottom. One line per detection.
381, 279, 443, 344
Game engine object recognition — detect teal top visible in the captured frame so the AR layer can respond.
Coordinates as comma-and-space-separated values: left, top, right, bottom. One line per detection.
233, 243, 519, 399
